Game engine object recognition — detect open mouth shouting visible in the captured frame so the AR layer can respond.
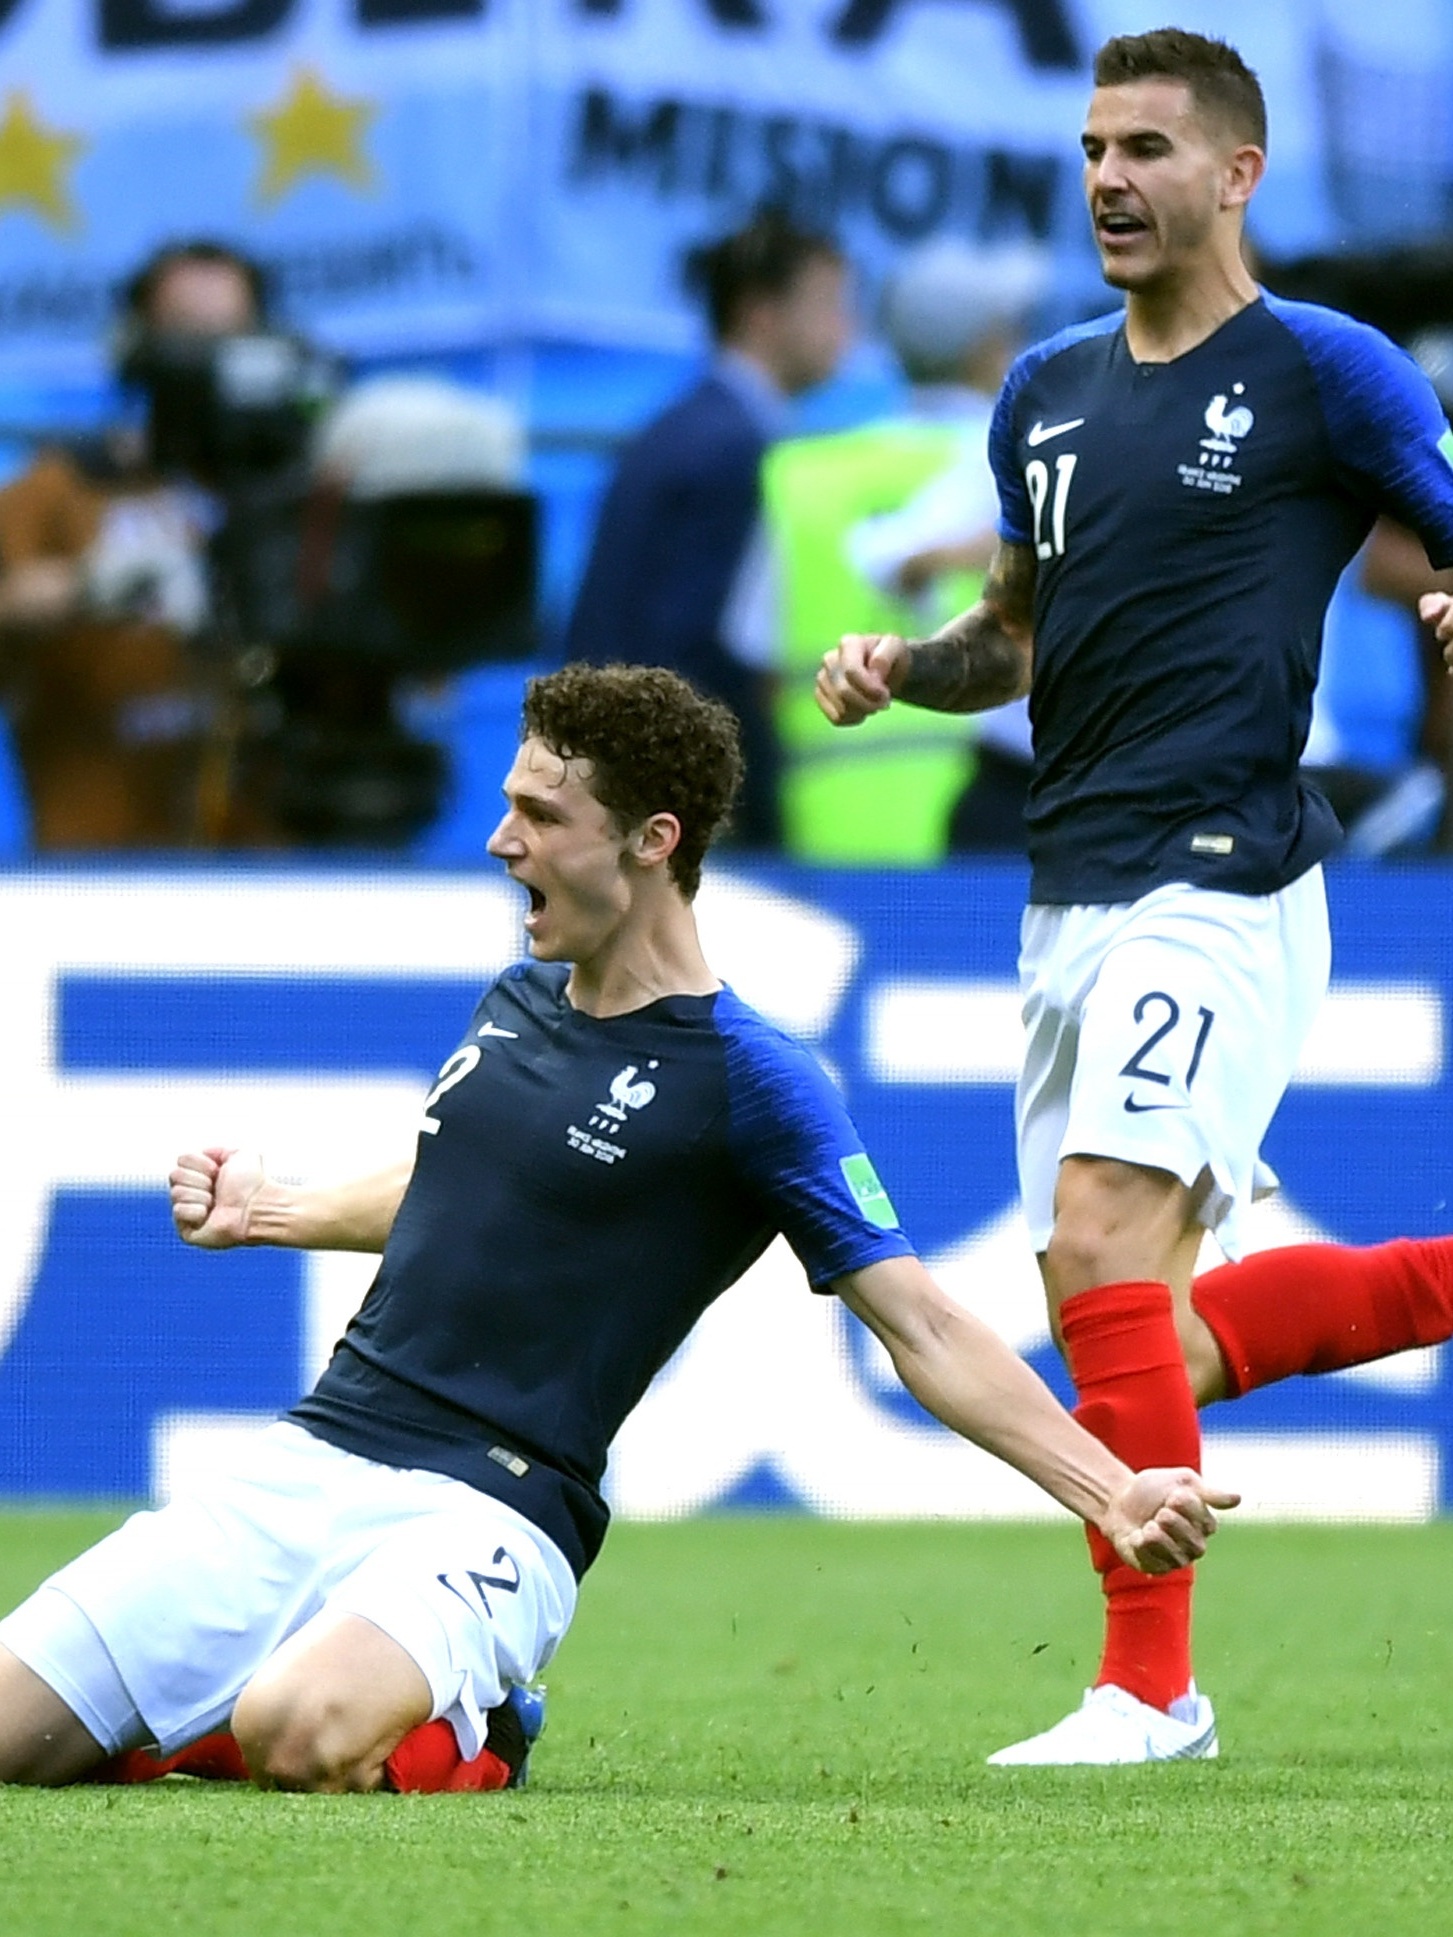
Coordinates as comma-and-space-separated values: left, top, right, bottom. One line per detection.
1096, 203, 1152, 249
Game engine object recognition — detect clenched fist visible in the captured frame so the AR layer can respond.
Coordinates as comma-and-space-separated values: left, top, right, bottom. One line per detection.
815, 632, 911, 726
1100, 1467, 1240, 1574
170, 1147, 266, 1250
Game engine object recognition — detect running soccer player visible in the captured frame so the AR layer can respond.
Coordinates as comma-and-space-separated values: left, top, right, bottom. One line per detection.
0, 664, 1232, 1795
817, 28, 1453, 1765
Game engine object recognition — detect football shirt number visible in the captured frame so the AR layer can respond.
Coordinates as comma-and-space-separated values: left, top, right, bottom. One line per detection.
420, 1044, 482, 1135
1025, 452, 1077, 560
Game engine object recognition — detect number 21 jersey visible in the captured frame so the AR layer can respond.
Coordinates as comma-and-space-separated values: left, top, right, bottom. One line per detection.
989, 295, 1453, 906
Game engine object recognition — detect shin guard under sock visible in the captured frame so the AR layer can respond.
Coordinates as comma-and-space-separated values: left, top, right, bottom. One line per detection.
1192, 1237, 1453, 1398
1060, 1280, 1200, 1714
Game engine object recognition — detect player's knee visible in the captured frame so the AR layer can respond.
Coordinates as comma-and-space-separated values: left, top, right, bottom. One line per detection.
231, 1680, 367, 1792
1046, 1159, 1187, 1300
1044, 1208, 1119, 1301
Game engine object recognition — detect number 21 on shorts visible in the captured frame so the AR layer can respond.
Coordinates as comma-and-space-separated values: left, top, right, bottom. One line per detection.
1119, 991, 1214, 1113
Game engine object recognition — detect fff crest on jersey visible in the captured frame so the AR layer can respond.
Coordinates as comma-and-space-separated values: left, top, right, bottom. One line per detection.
597, 1064, 658, 1120
1178, 384, 1254, 497
568, 1060, 661, 1165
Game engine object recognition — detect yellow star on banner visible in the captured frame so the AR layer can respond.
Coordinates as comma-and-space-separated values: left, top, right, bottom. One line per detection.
0, 91, 86, 233
248, 66, 377, 207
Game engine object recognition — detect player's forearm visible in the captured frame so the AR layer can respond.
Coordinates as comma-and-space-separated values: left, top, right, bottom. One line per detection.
1361, 518, 1453, 609
888, 1304, 1130, 1527
242, 1162, 412, 1252
897, 605, 1032, 714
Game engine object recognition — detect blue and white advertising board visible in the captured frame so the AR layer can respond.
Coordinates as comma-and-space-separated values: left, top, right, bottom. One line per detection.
1, 860, 1448, 1521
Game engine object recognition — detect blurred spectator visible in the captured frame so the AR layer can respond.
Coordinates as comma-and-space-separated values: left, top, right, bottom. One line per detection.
748, 238, 1045, 863
1298, 555, 1443, 856
0, 242, 264, 848
1346, 516, 1453, 852
563, 209, 851, 849
1299, 324, 1453, 858
1255, 253, 1453, 855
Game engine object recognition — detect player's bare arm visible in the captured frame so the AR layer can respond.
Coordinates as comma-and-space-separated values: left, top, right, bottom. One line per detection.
170, 1148, 413, 1253
815, 539, 1036, 727
836, 1255, 1236, 1573
1418, 590, 1453, 674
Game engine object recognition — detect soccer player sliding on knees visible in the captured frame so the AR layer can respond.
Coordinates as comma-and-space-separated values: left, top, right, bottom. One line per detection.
0, 664, 1232, 1796
819, 28, 1453, 1766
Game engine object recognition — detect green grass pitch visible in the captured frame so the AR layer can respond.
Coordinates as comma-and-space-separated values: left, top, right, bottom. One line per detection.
2, 1509, 1452, 1937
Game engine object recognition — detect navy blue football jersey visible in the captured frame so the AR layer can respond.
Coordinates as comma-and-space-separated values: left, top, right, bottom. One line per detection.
291, 962, 913, 1577
989, 295, 1453, 904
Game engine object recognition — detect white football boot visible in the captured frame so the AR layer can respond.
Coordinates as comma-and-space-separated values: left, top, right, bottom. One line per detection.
986, 1683, 1218, 1766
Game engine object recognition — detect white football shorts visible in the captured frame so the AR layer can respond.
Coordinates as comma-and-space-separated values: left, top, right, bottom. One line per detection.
0, 1421, 576, 1760
1015, 867, 1331, 1258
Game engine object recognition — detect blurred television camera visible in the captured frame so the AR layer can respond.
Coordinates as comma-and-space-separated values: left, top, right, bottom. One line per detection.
0, 240, 538, 851
127, 311, 538, 848
187, 362, 539, 847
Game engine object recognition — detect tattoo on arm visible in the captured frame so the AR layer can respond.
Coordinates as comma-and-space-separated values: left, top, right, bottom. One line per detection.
897, 541, 1036, 713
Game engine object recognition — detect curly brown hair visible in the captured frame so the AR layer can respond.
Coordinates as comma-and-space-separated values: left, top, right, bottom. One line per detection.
1094, 29, 1266, 151
521, 663, 743, 898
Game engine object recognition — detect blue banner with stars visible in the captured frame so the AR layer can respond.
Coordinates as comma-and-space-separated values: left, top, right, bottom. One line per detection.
0, 2, 1445, 379
0, 0, 523, 379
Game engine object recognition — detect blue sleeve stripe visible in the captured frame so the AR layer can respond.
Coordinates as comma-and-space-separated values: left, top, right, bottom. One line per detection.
714, 989, 913, 1285
1266, 294, 1453, 568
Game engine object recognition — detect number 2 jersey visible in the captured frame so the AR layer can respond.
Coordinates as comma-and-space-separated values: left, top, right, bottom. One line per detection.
291, 961, 913, 1579
990, 294, 1453, 905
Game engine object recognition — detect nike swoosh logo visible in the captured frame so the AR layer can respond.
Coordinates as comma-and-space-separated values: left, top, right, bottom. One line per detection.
1123, 1096, 1185, 1114
477, 1021, 519, 1039
1026, 417, 1085, 446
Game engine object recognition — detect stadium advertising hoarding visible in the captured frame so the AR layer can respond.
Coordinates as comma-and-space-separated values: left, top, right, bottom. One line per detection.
0, 1, 1440, 375
0, 861, 1448, 1520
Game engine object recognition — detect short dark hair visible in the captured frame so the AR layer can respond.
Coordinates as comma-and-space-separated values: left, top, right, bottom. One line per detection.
1094, 29, 1267, 151
121, 239, 270, 329
685, 208, 842, 343
521, 663, 742, 898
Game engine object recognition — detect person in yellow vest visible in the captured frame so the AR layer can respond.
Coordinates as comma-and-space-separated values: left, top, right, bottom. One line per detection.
751, 239, 1045, 863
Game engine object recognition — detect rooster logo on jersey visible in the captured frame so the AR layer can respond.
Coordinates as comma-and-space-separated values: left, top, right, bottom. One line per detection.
568, 1061, 661, 1165
598, 1065, 658, 1121
1179, 383, 1253, 495
1201, 386, 1255, 455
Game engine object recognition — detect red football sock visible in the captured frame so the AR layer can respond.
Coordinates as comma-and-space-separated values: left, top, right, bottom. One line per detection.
1060, 1280, 1200, 1715
384, 1718, 512, 1794
1192, 1237, 1453, 1398
82, 1730, 251, 1785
